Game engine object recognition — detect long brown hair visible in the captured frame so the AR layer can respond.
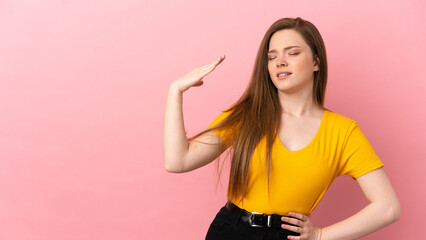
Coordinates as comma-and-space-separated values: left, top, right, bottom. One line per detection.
190, 17, 328, 203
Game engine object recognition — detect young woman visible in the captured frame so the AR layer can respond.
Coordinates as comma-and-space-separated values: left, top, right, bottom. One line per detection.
164, 17, 400, 240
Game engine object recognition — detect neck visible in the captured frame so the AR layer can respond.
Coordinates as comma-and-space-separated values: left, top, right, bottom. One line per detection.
278, 86, 322, 117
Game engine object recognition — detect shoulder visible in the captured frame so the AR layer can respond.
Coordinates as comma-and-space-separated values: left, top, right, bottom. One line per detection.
324, 108, 361, 138
208, 108, 233, 128
325, 108, 358, 128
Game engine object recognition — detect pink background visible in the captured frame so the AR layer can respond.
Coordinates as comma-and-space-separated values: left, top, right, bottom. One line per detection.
1, 0, 425, 239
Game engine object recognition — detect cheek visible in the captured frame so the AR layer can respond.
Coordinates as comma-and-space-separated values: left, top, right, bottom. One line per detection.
295, 58, 315, 73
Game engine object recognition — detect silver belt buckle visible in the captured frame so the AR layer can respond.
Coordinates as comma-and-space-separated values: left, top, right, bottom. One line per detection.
249, 212, 271, 227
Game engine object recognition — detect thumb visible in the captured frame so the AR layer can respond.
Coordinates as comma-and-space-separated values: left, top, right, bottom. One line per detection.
192, 80, 204, 87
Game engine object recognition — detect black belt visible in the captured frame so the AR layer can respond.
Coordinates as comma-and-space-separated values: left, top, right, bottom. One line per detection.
225, 201, 299, 231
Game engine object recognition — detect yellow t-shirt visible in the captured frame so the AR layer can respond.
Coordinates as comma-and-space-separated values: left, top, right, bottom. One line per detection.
207, 108, 384, 215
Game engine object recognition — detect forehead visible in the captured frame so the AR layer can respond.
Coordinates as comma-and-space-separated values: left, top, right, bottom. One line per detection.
268, 29, 309, 51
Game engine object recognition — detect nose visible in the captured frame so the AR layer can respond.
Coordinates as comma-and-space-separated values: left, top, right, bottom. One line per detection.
276, 55, 288, 67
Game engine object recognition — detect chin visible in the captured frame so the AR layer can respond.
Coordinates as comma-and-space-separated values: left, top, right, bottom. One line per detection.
274, 79, 313, 93
272, 80, 292, 90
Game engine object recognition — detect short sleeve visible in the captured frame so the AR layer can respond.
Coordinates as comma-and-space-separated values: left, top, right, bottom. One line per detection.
207, 111, 234, 147
338, 121, 384, 179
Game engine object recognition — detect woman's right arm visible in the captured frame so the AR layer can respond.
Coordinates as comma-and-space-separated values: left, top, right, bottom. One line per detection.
163, 55, 227, 173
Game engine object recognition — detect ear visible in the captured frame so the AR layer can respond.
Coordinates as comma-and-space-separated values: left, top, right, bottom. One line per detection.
313, 55, 320, 72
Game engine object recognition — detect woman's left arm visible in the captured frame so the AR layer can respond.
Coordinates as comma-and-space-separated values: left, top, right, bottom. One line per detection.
282, 168, 400, 240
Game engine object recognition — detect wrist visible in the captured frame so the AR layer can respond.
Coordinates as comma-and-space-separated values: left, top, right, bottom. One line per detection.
169, 82, 184, 97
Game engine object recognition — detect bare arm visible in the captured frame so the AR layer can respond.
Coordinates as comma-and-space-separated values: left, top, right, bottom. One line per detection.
163, 55, 227, 173
319, 168, 400, 239
282, 168, 400, 240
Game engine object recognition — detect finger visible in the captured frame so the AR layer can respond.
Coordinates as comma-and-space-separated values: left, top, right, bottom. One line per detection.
216, 54, 226, 65
281, 223, 302, 233
287, 235, 302, 240
212, 55, 222, 64
288, 212, 308, 222
201, 64, 215, 70
199, 62, 216, 71
202, 64, 215, 72
202, 66, 216, 76
281, 216, 303, 227
206, 57, 220, 66
199, 65, 216, 76
210, 55, 226, 66
199, 56, 224, 76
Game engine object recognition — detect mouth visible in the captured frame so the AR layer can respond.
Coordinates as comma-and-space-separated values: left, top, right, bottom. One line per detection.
276, 71, 292, 79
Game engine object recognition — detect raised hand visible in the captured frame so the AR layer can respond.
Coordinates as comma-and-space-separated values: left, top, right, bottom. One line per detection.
171, 55, 225, 93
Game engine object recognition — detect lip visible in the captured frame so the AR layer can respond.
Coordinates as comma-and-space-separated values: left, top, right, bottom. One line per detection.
276, 71, 292, 79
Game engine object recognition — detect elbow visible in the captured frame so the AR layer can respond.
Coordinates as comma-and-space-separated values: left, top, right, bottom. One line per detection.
384, 199, 401, 224
164, 164, 181, 173
164, 158, 184, 173
390, 203, 401, 223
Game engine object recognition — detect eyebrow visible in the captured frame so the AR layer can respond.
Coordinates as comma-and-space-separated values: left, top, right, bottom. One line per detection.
268, 46, 301, 54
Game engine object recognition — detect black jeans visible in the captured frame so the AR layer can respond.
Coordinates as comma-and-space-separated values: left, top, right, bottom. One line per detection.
205, 203, 300, 240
